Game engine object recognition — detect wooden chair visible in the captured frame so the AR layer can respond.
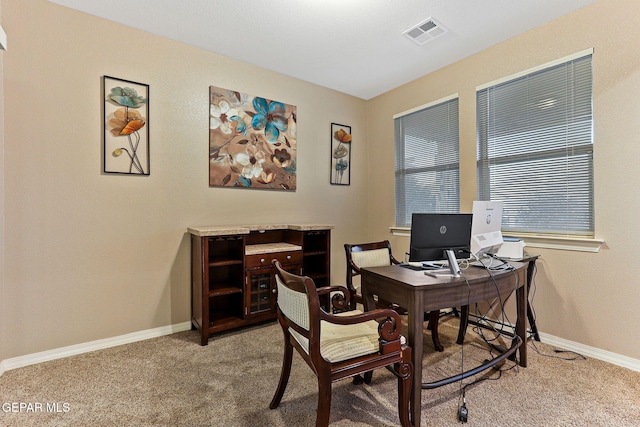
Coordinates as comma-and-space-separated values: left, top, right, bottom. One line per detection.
344, 240, 445, 352
270, 259, 414, 427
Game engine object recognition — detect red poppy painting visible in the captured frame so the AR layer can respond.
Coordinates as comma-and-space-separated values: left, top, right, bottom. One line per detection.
209, 85, 297, 190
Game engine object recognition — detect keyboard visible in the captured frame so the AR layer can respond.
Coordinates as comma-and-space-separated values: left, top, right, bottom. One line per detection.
421, 261, 449, 269
405, 261, 448, 269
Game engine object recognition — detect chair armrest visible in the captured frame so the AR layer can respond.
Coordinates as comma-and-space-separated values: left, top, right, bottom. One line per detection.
316, 285, 348, 296
347, 260, 362, 276
319, 308, 402, 342
317, 285, 351, 312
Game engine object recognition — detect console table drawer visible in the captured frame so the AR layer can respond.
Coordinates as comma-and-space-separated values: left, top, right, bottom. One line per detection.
246, 251, 302, 268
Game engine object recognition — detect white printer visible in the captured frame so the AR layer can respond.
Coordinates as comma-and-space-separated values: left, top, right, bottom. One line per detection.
495, 236, 525, 260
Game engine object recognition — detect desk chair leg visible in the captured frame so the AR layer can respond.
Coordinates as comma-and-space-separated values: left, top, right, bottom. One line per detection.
316, 376, 332, 427
352, 371, 374, 385
393, 346, 414, 427
429, 311, 444, 352
270, 336, 293, 409
456, 305, 469, 345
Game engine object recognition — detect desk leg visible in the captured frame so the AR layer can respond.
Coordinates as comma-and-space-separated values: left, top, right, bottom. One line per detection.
360, 284, 378, 384
515, 283, 528, 367
526, 260, 541, 342
362, 284, 376, 312
408, 295, 424, 427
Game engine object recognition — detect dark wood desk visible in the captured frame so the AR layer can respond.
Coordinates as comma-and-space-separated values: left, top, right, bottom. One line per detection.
361, 262, 528, 427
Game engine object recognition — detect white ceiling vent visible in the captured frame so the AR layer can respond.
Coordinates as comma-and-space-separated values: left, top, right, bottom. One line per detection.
403, 18, 447, 46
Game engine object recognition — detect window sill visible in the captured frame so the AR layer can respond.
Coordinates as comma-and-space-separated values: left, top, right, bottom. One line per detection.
389, 227, 604, 253
504, 233, 603, 253
389, 226, 411, 237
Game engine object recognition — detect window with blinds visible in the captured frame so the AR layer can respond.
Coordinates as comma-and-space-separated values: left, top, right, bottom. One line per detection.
394, 96, 459, 227
476, 52, 593, 237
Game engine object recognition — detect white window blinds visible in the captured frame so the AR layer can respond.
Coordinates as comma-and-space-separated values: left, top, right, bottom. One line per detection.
476, 53, 593, 236
394, 97, 460, 227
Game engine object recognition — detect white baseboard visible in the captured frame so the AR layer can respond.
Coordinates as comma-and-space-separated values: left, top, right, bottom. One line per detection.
0, 321, 192, 376
466, 313, 640, 373
2, 323, 638, 377
538, 332, 640, 372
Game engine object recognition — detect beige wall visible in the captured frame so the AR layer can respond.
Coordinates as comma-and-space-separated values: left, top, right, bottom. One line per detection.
1, 0, 369, 359
0, 1, 5, 364
367, 0, 640, 359
2, 0, 639, 364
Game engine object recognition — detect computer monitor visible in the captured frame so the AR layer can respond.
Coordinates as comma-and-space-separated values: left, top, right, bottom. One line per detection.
408, 213, 473, 262
470, 200, 504, 259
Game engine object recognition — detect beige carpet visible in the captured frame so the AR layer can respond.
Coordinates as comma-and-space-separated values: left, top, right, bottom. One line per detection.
0, 316, 638, 426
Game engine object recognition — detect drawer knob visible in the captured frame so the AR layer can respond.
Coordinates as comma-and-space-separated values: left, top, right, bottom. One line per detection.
260, 258, 265, 263
286, 255, 291, 260
272, 288, 277, 294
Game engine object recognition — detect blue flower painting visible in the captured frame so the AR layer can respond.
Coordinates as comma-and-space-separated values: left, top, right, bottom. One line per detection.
209, 85, 297, 190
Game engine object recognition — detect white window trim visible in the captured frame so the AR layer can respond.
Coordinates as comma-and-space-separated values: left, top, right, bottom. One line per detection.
389, 227, 603, 253
476, 48, 594, 91
393, 93, 459, 119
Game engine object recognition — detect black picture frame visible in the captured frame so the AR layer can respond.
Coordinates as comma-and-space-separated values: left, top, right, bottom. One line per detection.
330, 123, 351, 185
103, 75, 150, 175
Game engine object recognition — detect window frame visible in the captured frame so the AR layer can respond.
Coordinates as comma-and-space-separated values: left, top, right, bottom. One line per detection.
393, 94, 461, 228
476, 49, 595, 239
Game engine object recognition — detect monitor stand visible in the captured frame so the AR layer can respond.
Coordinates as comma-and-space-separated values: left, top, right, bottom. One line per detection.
445, 249, 462, 277
423, 249, 461, 278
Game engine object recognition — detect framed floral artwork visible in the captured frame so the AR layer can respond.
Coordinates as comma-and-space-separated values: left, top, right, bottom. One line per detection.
209, 85, 297, 190
330, 123, 351, 185
103, 76, 150, 175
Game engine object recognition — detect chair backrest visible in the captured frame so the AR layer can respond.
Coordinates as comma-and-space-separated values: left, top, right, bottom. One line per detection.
350, 248, 392, 269
344, 241, 399, 295
272, 260, 322, 352
274, 270, 310, 332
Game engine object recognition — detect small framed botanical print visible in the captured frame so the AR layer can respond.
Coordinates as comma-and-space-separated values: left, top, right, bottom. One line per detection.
103, 75, 150, 175
330, 123, 351, 185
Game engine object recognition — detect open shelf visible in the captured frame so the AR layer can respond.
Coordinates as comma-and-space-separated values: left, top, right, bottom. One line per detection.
191, 225, 331, 345
209, 259, 243, 267
209, 312, 244, 332
209, 287, 243, 297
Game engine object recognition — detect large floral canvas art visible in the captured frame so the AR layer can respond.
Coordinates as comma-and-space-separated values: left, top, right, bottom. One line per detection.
209, 85, 297, 190
103, 76, 149, 175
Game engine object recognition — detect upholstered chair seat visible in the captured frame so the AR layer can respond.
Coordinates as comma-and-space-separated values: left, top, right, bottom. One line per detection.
288, 310, 406, 363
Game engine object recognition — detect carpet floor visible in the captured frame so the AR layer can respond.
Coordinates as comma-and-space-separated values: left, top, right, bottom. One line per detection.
1, 316, 638, 426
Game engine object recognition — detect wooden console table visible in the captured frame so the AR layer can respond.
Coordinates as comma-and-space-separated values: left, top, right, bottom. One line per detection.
188, 224, 333, 345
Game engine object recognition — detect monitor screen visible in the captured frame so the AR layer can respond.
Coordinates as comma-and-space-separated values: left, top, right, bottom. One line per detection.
409, 213, 473, 262
470, 200, 504, 259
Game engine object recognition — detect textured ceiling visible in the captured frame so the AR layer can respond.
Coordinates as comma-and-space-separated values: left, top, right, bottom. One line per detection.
49, 0, 598, 99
